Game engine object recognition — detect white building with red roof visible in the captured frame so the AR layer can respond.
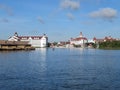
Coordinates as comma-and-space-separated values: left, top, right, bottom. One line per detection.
91, 36, 118, 43
70, 32, 88, 47
8, 32, 48, 48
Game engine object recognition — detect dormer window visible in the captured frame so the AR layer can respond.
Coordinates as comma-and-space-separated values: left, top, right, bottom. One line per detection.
34, 38, 39, 40
22, 38, 27, 40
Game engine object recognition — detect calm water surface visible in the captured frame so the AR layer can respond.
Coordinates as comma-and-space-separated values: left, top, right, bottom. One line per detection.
0, 48, 120, 90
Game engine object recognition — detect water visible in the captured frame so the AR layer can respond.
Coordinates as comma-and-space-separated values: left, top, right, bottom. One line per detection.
0, 48, 120, 90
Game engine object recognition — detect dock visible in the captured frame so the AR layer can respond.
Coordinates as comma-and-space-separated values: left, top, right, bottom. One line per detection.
0, 40, 35, 50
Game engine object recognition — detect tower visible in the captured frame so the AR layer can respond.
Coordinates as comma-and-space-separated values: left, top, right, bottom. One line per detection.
80, 32, 83, 37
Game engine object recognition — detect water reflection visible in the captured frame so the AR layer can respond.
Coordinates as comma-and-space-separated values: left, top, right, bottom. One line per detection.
39, 48, 47, 61
69, 48, 85, 55
29, 48, 47, 73
39, 48, 47, 72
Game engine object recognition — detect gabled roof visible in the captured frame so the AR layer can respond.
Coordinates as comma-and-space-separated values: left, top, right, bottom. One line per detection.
71, 37, 87, 41
18, 36, 43, 40
11, 32, 48, 40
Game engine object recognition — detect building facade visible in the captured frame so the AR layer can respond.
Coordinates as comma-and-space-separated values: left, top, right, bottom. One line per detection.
91, 36, 118, 44
8, 32, 48, 48
70, 32, 88, 47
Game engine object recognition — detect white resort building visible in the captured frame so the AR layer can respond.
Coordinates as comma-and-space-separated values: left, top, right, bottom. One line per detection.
8, 32, 48, 48
70, 32, 88, 47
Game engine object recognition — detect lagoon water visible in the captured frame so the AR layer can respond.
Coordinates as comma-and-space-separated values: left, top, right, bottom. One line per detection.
0, 48, 120, 90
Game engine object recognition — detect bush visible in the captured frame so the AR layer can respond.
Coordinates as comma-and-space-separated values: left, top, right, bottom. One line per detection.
99, 41, 120, 49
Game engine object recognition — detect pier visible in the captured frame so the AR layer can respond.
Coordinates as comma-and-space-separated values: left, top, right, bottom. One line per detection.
0, 40, 35, 50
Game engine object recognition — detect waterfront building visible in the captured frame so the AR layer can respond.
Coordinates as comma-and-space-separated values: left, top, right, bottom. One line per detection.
8, 32, 48, 48
104, 36, 117, 42
70, 32, 88, 47
92, 36, 117, 43
57, 41, 70, 47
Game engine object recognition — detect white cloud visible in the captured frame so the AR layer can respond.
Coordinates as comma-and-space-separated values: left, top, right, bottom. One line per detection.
37, 16, 44, 24
60, 0, 80, 10
67, 13, 74, 20
89, 8, 118, 21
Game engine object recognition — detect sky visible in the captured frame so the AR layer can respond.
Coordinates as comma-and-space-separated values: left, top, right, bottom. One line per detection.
0, 0, 120, 42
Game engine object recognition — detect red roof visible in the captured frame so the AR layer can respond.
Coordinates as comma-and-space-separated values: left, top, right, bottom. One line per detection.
71, 37, 87, 41
104, 36, 115, 40
93, 37, 96, 41
18, 36, 43, 40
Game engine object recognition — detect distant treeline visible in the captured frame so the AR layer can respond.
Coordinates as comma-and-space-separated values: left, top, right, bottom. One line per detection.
99, 41, 120, 49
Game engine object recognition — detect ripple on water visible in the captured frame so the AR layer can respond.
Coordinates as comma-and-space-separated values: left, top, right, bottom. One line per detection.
0, 49, 120, 90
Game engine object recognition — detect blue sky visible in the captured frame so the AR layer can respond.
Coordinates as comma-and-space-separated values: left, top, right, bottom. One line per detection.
0, 0, 120, 42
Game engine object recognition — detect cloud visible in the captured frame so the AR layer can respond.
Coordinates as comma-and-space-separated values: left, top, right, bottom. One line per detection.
37, 16, 44, 24
89, 8, 118, 21
0, 18, 9, 23
67, 13, 74, 20
60, 0, 80, 10
50, 0, 80, 20
0, 4, 13, 16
